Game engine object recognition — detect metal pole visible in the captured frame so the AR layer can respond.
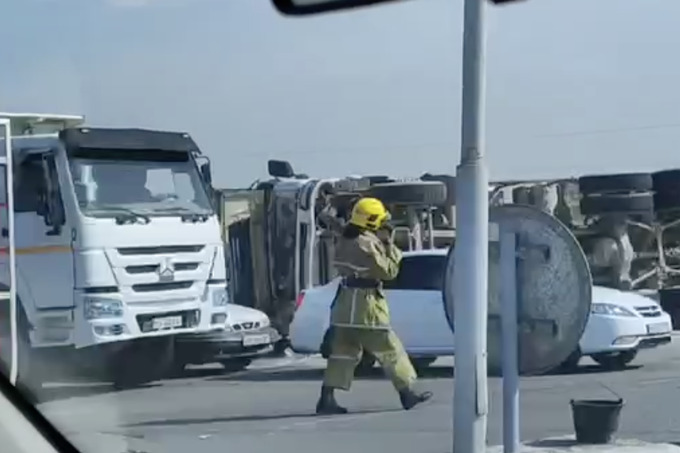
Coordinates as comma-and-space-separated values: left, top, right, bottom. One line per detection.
0, 120, 18, 385
452, 0, 489, 451
500, 228, 520, 453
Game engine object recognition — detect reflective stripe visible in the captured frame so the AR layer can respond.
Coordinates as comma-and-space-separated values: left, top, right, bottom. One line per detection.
334, 260, 369, 272
349, 289, 357, 325
331, 322, 390, 330
329, 354, 358, 361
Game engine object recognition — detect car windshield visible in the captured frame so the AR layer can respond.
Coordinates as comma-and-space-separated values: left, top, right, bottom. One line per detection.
384, 254, 446, 291
69, 150, 213, 217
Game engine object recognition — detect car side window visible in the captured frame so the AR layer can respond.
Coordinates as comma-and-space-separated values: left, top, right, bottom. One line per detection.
383, 255, 446, 291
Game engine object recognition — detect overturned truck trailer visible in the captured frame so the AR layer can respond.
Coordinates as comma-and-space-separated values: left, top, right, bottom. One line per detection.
499, 170, 680, 328
216, 160, 455, 345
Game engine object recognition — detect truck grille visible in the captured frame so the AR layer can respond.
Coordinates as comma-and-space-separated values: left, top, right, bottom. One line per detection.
117, 245, 204, 255
635, 305, 662, 318
125, 263, 199, 274
132, 281, 193, 293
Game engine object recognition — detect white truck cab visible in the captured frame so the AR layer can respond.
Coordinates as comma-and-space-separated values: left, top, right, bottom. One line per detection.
0, 113, 228, 389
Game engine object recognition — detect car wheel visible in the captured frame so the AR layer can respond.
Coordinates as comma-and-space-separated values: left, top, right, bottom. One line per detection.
591, 350, 638, 370
410, 357, 436, 373
354, 353, 376, 376
220, 358, 252, 373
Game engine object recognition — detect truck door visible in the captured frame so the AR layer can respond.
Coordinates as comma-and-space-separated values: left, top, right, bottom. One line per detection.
13, 151, 74, 311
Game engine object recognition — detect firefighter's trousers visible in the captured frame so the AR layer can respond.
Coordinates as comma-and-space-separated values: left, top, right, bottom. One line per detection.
323, 326, 417, 391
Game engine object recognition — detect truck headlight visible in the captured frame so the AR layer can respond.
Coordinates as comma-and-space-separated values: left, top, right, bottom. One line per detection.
591, 303, 635, 317
213, 288, 228, 307
84, 298, 123, 320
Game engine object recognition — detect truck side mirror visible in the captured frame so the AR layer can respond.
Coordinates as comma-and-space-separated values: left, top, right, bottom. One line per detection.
267, 159, 295, 178
200, 162, 212, 186
40, 155, 65, 236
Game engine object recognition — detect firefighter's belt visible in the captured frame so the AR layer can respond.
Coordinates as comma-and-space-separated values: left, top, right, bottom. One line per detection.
342, 277, 382, 289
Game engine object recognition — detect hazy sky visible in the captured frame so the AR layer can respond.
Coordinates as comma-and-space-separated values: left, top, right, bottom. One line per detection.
2, 0, 680, 187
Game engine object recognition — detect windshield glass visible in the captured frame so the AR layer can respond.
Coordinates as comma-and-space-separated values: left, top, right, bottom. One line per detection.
69, 150, 213, 217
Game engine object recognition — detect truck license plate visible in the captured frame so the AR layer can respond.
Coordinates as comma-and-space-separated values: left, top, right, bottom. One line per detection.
243, 334, 270, 347
152, 316, 183, 330
647, 322, 670, 335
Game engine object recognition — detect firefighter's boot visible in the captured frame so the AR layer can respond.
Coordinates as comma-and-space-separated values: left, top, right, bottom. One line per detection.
399, 387, 433, 410
315, 386, 348, 415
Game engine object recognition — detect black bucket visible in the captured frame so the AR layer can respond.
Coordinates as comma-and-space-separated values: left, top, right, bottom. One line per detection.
570, 398, 624, 444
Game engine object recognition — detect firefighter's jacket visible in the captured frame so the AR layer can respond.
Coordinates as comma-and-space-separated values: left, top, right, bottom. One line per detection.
330, 231, 402, 329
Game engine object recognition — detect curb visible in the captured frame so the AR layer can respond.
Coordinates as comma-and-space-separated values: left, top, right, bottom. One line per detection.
486, 437, 680, 452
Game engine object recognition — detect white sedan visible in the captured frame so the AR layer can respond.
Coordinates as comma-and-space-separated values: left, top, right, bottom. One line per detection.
290, 249, 672, 372
174, 303, 280, 373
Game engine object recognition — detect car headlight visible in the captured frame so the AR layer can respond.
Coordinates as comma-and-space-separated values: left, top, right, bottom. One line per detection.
260, 316, 270, 328
213, 288, 228, 307
84, 298, 123, 320
591, 303, 636, 317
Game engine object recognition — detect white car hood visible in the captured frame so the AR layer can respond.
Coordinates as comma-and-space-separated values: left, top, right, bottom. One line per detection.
593, 285, 658, 310
226, 303, 270, 325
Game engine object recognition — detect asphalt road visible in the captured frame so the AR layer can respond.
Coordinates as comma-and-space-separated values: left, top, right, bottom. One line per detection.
36, 338, 680, 453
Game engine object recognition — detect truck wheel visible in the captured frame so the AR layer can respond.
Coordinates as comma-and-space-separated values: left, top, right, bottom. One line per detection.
0, 298, 43, 404
578, 173, 652, 195
220, 358, 252, 372
580, 193, 654, 216
659, 288, 680, 330
365, 181, 447, 206
110, 337, 174, 390
15, 326, 43, 404
652, 169, 680, 193
591, 350, 637, 370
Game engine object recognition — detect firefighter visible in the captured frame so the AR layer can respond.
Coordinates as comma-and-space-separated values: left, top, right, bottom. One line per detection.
315, 197, 433, 415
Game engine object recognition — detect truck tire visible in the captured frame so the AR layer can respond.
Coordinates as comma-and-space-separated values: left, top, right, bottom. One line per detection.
659, 288, 680, 330
652, 170, 680, 212
365, 181, 447, 206
421, 174, 456, 204
580, 193, 654, 216
0, 296, 42, 404
578, 173, 652, 195
652, 169, 680, 193
109, 337, 174, 390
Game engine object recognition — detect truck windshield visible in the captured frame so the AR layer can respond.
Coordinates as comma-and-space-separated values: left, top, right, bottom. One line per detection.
68, 149, 213, 218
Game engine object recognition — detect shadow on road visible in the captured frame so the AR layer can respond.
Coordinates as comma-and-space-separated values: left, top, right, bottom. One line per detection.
543, 364, 642, 377
36, 382, 162, 404
123, 407, 403, 428
211, 365, 454, 383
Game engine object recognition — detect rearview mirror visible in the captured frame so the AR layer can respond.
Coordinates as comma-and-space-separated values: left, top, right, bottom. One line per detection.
272, 0, 524, 15
272, 0, 409, 15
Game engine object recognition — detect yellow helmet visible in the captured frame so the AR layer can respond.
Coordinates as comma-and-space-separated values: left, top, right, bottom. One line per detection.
349, 197, 390, 231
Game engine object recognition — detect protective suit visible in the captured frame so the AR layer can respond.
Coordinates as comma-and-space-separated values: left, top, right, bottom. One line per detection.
316, 197, 433, 415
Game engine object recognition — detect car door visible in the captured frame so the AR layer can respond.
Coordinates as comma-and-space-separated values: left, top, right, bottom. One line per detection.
386, 255, 454, 354
12, 152, 74, 311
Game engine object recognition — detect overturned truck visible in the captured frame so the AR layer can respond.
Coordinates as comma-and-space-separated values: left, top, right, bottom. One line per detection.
216, 160, 455, 348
